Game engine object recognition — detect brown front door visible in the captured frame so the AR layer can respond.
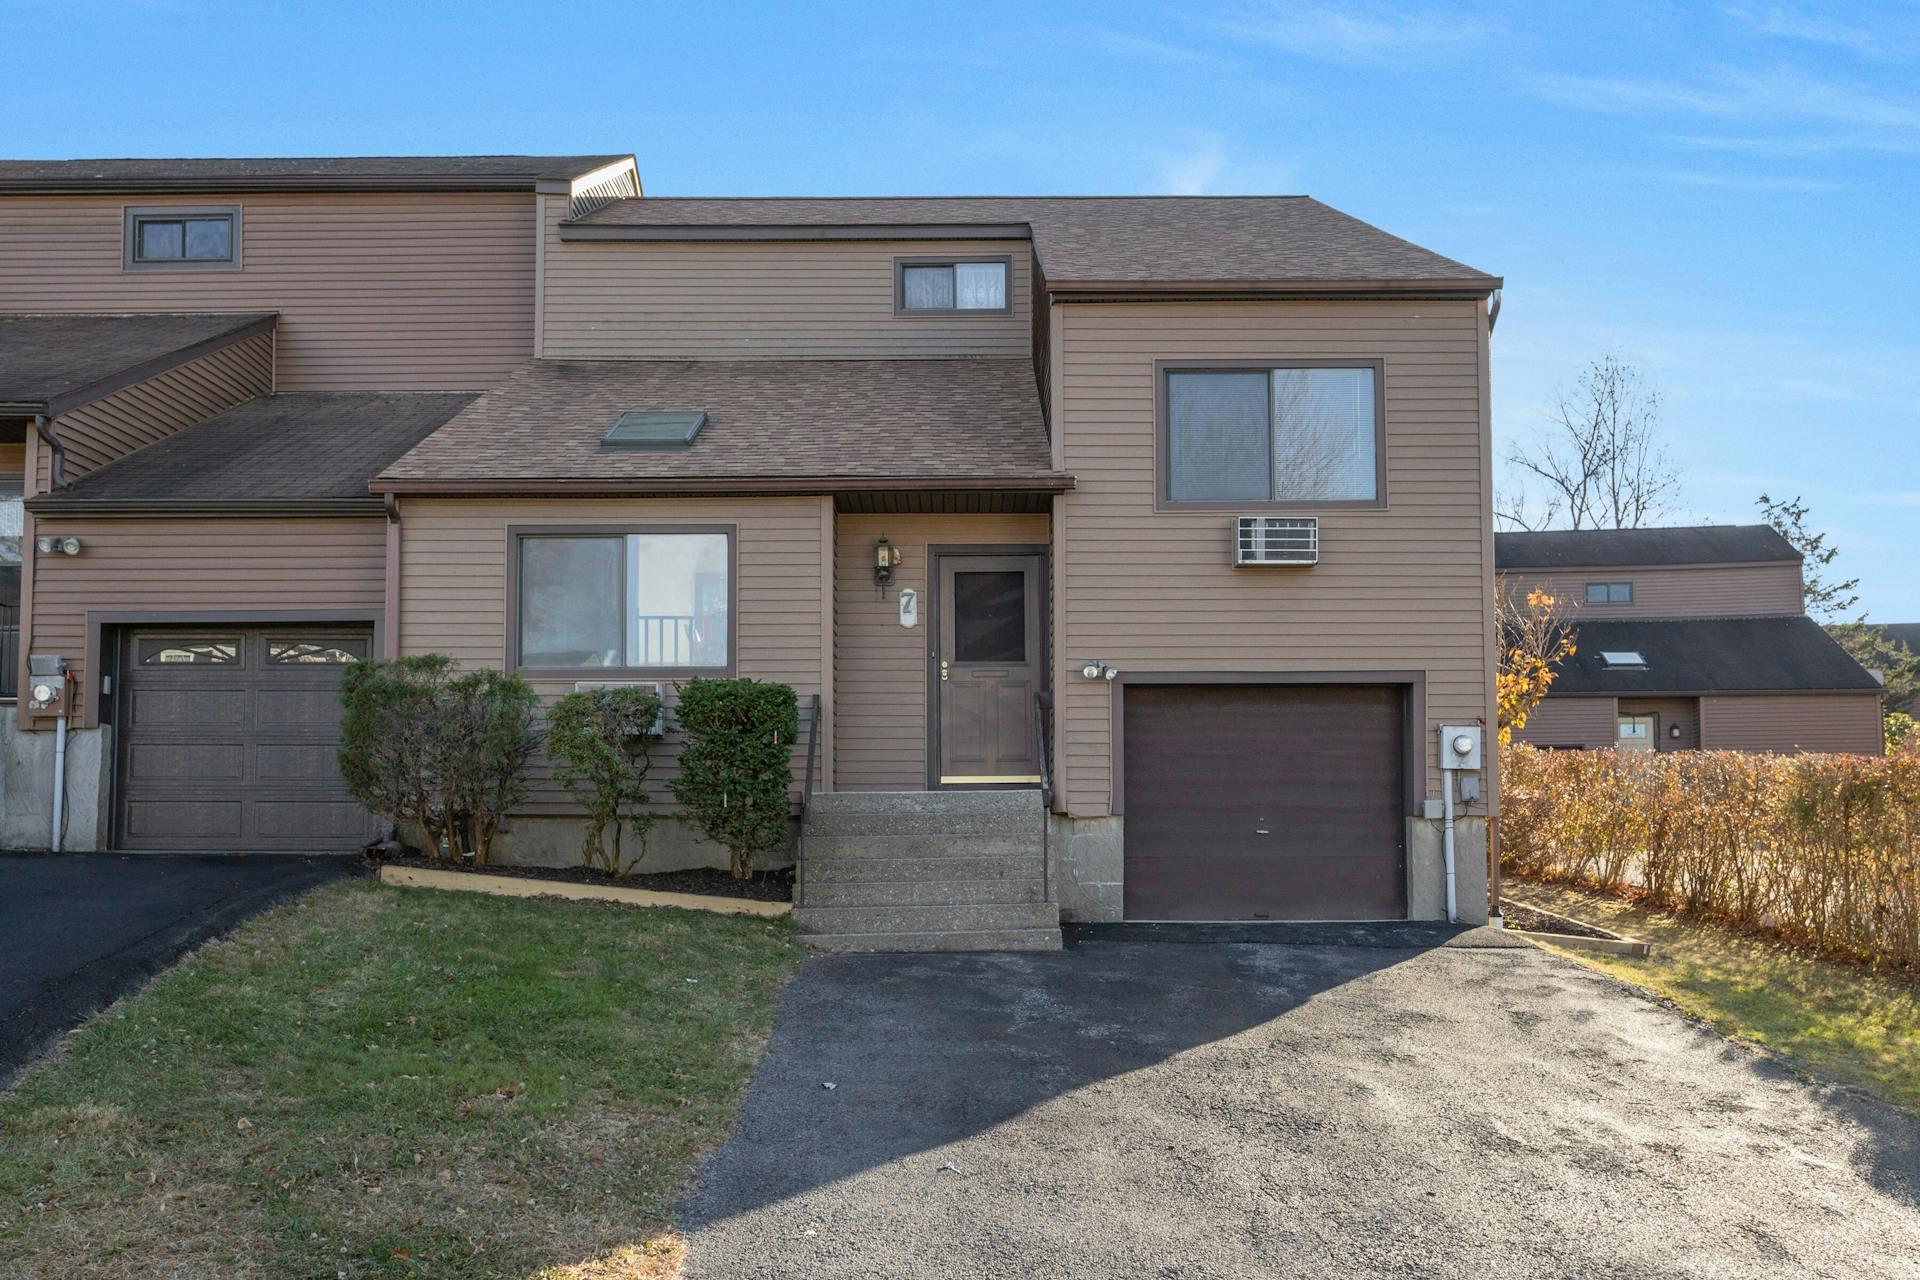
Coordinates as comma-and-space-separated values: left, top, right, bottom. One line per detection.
115, 627, 379, 852
1122, 683, 1407, 921
933, 552, 1044, 786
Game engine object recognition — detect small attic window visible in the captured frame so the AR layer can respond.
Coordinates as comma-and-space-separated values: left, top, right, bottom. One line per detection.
603, 410, 706, 451
1601, 650, 1647, 670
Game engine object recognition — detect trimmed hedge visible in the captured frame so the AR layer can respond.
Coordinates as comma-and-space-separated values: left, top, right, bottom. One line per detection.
1502, 742, 1920, 970
670, 678, 798, 878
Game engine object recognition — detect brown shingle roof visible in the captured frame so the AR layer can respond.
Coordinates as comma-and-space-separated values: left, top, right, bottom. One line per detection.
1551, 617, 1882, 695
374, 358, 1066, 496
566, 196, 1497, 291
0, 155, 632, 194
0, 312, 277, 416
28, 391, 476, 516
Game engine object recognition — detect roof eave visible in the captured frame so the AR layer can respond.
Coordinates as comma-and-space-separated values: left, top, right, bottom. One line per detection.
369, 474, 1077, 498
24, 496, 384, 519
557, 221, 1034, 242
1046, 277, 1502, 301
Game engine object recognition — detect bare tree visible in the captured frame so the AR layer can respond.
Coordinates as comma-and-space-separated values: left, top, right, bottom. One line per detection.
1499, 355, 1681, 530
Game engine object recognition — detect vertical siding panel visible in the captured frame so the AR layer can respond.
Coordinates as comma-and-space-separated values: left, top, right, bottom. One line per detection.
1057, 299, 1492, 816
0, 192, 536, 390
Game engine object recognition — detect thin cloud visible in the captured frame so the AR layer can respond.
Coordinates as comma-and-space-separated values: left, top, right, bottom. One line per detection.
1151, 132, 1297, 195
1651, 169, 1840, 192
1088, 31, 1222, 66
1217, 4, 1493, 65
1723, 5, 1916, 59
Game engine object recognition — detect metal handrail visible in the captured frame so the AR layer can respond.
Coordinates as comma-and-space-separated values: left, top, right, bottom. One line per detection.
793, 692, 823, 907
1035, 690, 1053, 906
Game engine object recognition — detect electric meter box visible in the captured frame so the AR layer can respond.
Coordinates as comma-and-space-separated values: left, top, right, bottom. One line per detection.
1438, 724, 1483, 771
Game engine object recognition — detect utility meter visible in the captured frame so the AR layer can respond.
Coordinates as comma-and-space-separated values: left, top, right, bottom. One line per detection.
1438, 724, 1482, 771
27, 655, 69, 714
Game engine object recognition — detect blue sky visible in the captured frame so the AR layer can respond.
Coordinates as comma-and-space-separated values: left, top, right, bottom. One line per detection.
8, 1, 1916, 616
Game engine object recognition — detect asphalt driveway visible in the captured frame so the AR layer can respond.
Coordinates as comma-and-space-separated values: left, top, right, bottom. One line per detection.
0, 852, 356, 1085
681, 931, 1920, 1279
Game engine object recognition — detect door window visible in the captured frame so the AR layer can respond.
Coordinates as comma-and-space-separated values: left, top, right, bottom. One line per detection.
1617, 714, 1656, 752
952, 570, 1026, 663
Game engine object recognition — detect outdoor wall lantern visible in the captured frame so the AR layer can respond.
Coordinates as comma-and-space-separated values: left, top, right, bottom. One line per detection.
1080, 660, 1118, 681
874, 536, 903, 588
34, 535, 81, 556
1670, 724, 1682, 739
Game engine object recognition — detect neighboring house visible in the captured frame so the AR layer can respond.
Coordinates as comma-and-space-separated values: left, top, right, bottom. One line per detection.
0, 154, 1504, 942
1497, 525, 1884, 755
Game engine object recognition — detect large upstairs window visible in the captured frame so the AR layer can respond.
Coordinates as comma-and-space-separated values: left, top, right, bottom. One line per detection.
125, 206, 240, 270
513, 527, 733, 673
1160, 361, 1384, 508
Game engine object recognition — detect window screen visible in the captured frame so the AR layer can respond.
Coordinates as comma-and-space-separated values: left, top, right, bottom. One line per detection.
1165, 365, 1380, 504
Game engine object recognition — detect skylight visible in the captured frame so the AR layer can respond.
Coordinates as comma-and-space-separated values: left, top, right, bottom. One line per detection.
1601, 650, 1647, 669
602, 410, 706, 451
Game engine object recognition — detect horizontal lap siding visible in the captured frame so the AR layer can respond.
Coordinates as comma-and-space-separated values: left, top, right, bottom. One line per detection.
541, 201, 1031, 360
41, 332, 273, 488
833, 512, 1050, 790
1057, 300, 1493, 817
1701, 693, 1884, 755
1513, 696, 1618, 750
1503, 563, 1804, 619
0, 193, 534, 390
398, 497, 830, 815
27, 518, 387, 724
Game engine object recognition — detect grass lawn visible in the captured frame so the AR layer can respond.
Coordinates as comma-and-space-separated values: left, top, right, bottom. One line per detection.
1509, 878, 1920, 1113
0, 879, 804, 1280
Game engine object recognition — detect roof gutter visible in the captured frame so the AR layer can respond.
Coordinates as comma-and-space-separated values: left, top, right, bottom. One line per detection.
1046, 277, 1502, 302
368, 474, 1077, 498
23, 496, 385, 519
558, 222, 1034, 242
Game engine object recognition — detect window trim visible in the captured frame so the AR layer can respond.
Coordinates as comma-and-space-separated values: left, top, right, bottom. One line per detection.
1154, 358, 1389, 512
506, 523, 739, 678
892, 254, 1014, 318
1585, 581, 1634, 605
123, 204, 242, 272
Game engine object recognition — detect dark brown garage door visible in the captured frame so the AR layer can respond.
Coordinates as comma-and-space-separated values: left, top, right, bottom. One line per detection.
115, 628, 377, 852
1122, 683, 1407, 921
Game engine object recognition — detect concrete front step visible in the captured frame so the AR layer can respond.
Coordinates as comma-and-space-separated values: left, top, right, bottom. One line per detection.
792, 901, 1059, 935
804, 927, 1063, 954
804, 852, 1041, 884
801, 809, 1043, 838
801, 877, 1045, 908
802, 834, 1040, 864
808, 789, 1042, 816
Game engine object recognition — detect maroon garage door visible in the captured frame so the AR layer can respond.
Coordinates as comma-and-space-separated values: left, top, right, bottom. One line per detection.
115, 628, 378, 852
1122, 683, 1407, 921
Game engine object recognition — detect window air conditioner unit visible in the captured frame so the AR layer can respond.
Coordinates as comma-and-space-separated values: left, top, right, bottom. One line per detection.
1235, 515, 1319, 566
572, 680, 668, 736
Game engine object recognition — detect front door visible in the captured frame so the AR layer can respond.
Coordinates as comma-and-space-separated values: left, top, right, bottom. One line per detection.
933, 552, 1044, 786
1617, 713, 1657, 753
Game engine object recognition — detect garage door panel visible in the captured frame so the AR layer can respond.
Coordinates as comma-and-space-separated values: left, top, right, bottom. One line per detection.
1123, 683, 1406, 921
117, 627, 376, 852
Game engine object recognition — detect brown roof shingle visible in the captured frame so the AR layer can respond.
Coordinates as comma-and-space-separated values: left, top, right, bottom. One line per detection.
0, 155, 632, 194
566, 196, 1497, 290
374, 358, 1066, 495
0, 312, 277, 416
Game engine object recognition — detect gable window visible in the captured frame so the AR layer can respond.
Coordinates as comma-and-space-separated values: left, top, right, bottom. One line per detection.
514, 527, 733, 673
124, 206, 240, 270
895, 257, 1010, 314
1585, 581, 1633, 605
1160, 361, 1384, 507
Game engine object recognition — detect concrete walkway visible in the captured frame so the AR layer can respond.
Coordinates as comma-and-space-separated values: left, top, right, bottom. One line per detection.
0, 852, 357, 1085
681, 934, 1920, 1279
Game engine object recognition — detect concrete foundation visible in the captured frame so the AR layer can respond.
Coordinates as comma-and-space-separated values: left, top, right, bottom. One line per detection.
0, 722, 111, 852
406, 813, 794, 875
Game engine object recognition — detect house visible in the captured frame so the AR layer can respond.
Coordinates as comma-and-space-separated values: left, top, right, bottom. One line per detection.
0, 153, 1503, 945
1497, 524, 1884, 754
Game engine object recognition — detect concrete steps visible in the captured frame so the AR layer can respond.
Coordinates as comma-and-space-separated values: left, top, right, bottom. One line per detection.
794, 790, 1060, 952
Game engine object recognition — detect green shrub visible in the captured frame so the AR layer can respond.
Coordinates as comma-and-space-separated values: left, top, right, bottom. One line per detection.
546, 686, 664, 876
338, 656, 539, 866
669, 677, 798, 878
1501, 742, 1920, 970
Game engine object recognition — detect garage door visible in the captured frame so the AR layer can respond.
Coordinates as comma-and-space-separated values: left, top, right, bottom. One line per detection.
1122, 684, 1407, 921
115, 628, 377, 852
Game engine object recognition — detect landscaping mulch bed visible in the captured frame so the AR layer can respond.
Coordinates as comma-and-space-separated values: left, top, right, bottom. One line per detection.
1501, 899, 1619, 941
371, 850, 794, 903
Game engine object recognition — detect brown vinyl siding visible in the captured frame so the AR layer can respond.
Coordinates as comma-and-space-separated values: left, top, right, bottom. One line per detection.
540, 198, 1032, 360
1512, 696, 1618, 750
0, 192, 534, 390
397, 496, 830, 814
35, 330, 273, 490
1700, 693, 1884, 755
1054, 299, 1493, 816
24, 517, 388, 726
833, 511, 1049, 791
1502, 562, 1804, 619
1618, 697, 1699, 750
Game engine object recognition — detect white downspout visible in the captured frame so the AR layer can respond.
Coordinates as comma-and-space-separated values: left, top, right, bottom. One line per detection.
1441, 769, 1458, 923
51, 710, 67, 853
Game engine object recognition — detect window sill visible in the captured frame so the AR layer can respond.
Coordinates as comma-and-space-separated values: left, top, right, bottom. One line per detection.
515, 666, 735, 681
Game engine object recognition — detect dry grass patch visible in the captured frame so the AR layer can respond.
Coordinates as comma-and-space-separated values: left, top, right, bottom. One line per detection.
0, 880, 802, 1279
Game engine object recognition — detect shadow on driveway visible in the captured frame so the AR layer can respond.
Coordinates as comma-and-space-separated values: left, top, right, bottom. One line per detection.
0, 852, 359, 1085
680, 933, 1920, 1279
